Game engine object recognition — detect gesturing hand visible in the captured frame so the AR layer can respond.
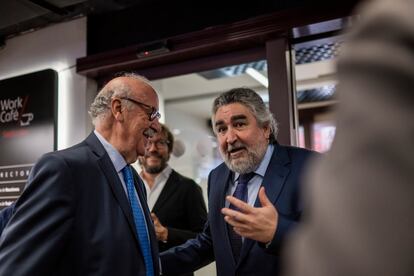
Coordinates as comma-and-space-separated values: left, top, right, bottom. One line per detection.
221, 187, 278, 243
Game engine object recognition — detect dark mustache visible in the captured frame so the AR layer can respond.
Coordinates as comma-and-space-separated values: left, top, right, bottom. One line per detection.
227, 142, 246, 153
144, 152, 163, 159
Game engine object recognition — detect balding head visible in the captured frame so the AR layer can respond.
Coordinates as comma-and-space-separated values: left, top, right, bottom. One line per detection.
89, 73, 160, 163
89, 73, 153, 125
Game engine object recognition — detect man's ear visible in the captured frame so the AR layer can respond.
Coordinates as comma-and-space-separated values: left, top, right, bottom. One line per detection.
263, 123, 271, 140
111, 98, 124, 122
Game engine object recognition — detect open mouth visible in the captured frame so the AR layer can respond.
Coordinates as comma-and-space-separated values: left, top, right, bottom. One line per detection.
228, 147, 246, 158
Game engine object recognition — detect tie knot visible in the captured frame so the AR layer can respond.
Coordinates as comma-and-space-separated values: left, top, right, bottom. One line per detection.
238, 172, 255, 185
122, 164, 132, 174
122, 165, 134, 185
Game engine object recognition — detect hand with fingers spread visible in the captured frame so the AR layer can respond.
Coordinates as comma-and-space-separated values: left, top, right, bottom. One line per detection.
221, 186, 278, 243
151, 212, 168, 242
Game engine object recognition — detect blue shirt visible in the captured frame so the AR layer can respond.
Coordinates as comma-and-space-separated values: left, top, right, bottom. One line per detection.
94, 130, 151, 242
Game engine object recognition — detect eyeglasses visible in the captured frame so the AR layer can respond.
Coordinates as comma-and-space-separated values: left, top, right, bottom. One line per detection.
146, 140, 169, 148
120, 97, 161, 121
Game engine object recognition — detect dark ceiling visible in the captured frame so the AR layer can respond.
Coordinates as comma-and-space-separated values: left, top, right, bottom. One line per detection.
0, 0, 140, 46
0, 0, 344, 51
1, 0, 361, 58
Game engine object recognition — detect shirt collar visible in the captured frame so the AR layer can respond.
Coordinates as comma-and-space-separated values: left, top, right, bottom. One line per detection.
233, 144, 274, 182
159, 165, 173, 179
140, 164, 173, 191
94, 130, 127, 173
140, 164, 172, 184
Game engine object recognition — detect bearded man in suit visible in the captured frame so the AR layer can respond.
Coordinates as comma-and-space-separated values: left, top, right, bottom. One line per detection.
160, 87, 317, 276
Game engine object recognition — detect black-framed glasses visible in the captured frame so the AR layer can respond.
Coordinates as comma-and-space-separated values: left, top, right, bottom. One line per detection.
120, 97, 161, 121
146, 139, 170, 149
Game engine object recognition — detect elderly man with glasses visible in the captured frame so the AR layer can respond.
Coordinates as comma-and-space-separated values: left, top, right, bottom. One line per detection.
0, 73, 160, 276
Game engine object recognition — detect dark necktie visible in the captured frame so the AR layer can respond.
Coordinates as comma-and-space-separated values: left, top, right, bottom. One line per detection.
228, 172, 255, 262
122, 165, 154, 276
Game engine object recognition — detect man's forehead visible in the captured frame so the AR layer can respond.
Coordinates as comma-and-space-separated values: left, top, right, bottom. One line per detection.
149, 132, 166, 141
214, 103, 252, 121
131, 88, 159, 110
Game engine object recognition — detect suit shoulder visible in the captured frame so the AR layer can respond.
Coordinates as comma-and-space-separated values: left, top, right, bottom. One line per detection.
281, 144, 319, 156
210, 162, 228, 175
279, 144, 321, 164
35, 140, 92, 168
172, 171, 200, 189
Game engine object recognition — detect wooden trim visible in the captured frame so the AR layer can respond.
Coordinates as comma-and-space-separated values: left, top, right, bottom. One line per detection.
266, 37, 297, 146
133, 47, 266, 81
76, 3, 358, 79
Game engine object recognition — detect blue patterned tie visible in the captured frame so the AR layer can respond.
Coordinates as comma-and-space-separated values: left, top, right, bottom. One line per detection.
122, 165, 154, 276
228, 172, 255, 262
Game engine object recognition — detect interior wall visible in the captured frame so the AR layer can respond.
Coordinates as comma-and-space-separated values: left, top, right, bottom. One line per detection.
164, 104, 218, 276
0, 17, 91, 150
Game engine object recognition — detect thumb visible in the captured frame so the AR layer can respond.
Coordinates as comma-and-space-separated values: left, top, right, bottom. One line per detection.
258, 187, 272, 207
151, 213, 158, 222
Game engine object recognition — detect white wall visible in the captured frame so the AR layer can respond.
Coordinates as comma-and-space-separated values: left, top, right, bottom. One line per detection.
0, 17, 92, 149
164, 104, 218, 276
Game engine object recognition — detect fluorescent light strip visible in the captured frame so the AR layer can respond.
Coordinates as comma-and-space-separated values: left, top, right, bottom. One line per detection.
245, 68, 269, 88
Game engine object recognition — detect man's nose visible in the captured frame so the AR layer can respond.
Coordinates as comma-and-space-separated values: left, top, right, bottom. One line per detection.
225, 128, 237, 144
150, 118, 161, 133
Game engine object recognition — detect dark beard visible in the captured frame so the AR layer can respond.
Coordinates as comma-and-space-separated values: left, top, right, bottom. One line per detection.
145, 163, 165, 174
142, 155, 167, 174
221, 141, 267, 174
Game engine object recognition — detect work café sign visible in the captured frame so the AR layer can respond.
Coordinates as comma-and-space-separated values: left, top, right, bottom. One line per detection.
0, 69, 57, 209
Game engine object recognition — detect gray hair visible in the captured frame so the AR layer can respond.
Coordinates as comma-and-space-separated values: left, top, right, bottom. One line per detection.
211, 87, 278, 143
88, 73, 152, 125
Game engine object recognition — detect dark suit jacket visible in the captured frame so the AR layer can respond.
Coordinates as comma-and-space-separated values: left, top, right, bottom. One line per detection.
161, 143, 316, 276
152, 170, 207, 276
152, 170, 207, 252
0, 132, 159, 276
0, 203, 14, 236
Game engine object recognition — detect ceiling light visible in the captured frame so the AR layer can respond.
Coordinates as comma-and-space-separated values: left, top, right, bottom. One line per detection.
245, 68, 268, 88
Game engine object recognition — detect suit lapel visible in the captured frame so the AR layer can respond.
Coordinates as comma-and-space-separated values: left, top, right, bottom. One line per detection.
86, 133, 139, 245
152, 170, 178, 213
97, 156, 141, 244
214, 167, 238, 265
254, 143, 291, 207
86, 132, 159, 274
238, 143, 291, 264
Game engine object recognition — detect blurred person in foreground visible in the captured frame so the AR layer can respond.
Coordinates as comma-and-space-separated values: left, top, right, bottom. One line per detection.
283, 0, 414, 275
0, 73, 161, 276
160, 87, 318, 276
138, 123, 207, 276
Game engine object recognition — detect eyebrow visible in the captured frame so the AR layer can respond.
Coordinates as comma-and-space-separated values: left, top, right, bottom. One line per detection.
214, 114, 247, 127
231, 114, 247, 121
215, 120, 224, 128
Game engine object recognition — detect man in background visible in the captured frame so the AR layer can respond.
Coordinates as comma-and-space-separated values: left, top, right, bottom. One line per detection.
161, 87, 317, 276
0, 73, 160, 276
139, 123, 207, 276
283, 0, 414, 275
